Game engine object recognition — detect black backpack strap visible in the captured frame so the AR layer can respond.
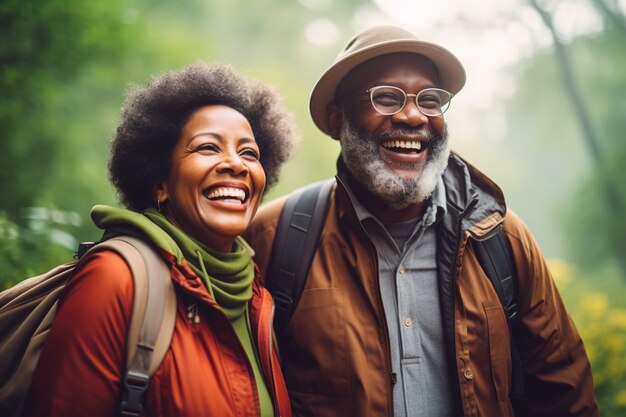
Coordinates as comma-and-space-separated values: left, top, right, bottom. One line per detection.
266, 178, 335, 339
473, 224, 525, 404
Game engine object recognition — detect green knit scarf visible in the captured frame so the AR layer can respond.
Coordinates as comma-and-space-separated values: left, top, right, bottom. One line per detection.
92, 205, 254, 320
144, 210, 254, 320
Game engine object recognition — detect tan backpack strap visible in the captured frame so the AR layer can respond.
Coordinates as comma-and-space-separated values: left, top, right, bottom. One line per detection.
89, 236, 176, 417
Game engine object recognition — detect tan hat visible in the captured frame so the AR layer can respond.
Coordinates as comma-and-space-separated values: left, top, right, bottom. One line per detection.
310, 25, 466, 136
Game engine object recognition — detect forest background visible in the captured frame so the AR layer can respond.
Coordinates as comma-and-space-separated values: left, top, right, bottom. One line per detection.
1, 0, 625, 414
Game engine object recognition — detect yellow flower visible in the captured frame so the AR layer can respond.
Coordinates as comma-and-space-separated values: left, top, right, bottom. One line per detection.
579, 293, 609, 318
547, 258, 573, 288
607, 310, 626, 330
615, 390, 626, 406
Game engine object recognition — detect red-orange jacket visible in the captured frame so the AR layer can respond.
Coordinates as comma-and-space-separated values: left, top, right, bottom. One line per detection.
22, 249, 292, 417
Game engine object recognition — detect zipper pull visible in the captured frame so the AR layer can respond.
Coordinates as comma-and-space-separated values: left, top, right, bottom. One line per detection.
187, 303, 200, 324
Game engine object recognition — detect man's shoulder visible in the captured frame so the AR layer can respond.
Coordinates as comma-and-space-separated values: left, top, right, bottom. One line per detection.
250, 179, 335, 232
245, 193, 290, 251
251, 194, 289, 228
245, 194, 290, 274
502, 209, 534, 241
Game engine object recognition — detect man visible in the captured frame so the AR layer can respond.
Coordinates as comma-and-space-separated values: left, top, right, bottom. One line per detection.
245, 26, 598, 417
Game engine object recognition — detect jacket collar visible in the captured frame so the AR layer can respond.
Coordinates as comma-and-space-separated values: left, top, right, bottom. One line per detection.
442, 152, 507, 236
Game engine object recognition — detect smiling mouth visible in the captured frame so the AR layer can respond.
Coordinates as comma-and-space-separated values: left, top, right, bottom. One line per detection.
381, 140, 425, 154
205, 187, 248, 204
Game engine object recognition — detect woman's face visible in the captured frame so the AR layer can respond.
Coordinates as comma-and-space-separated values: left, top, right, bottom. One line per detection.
156, 105, 266, 252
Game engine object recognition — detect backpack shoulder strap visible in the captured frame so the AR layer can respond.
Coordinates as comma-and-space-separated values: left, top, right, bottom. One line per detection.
266, 178, 335, 339
473, 225, 518, 322
472, 224, 525, 401
89, 236, 176, 417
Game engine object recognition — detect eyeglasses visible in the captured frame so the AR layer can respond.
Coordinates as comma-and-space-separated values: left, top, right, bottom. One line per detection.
365, 86, 453, 117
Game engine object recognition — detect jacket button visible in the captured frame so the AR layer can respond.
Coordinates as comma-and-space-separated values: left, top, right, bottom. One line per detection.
399, 265, 406, 274
403, 317, 413, 327
464, 368, 474, 380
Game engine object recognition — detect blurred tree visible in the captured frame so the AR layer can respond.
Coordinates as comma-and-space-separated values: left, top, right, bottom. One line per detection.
0, 0, 371, 286
528, 0, 623, 216
592, 0, 626, 32
562, 27, 626, 276
501, 25, 626, 275
0, 0, 136, 220
526, 0, 626, 275
0, 0, 140, 283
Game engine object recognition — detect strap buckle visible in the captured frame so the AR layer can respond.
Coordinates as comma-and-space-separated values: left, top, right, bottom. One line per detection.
119, 370, 150, 416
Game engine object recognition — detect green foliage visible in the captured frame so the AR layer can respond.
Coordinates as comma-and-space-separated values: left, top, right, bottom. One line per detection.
0, 0, 357, 284
0, 0, 137, 220
550, 259, 626, 416
0, 211, 76, 289
0, 0, 142, 285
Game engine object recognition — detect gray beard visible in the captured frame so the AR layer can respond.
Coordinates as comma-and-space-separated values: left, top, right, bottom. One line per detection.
339, 119, 450, 209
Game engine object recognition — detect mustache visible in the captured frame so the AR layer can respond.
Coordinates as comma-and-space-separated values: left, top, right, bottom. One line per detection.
372, 127, 437, 142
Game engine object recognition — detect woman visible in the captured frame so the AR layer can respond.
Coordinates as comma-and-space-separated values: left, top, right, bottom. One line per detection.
22, 62, 299, 417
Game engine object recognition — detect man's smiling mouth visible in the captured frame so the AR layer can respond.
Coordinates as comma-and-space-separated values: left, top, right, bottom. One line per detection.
381, 139, 425, 154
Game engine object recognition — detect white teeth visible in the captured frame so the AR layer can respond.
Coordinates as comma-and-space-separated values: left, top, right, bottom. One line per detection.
206, 187, 246, 202
382, 140, 422, 150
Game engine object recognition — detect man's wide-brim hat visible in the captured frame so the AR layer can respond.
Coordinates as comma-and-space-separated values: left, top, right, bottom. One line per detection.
309, 25, 466, 136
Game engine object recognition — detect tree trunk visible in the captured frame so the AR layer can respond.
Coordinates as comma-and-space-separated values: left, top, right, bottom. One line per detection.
528, 0, 623, 214
592, 0, 626, 33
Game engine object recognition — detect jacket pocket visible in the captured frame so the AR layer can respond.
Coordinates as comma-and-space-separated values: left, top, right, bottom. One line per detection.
483, 302, 511, 402
283, 287, 349, 396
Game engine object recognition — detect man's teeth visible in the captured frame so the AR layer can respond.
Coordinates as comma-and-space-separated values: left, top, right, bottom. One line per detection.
382, 140, 422, 150
206, 187, 246, 202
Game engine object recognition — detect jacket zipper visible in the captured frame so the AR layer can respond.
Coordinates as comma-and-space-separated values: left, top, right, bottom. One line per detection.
450, 197, 484, 416
267, 301, 280, 417
371, 242, 394, 416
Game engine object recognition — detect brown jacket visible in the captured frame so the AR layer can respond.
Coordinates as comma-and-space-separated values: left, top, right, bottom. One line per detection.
245, 154, 598, 417
23, 249, 292, 417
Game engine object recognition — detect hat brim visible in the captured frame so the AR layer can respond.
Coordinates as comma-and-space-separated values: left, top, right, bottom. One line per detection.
310, 39, 466, 136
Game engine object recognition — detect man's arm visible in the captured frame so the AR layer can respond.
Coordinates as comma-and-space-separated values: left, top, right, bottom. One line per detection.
504, 211, 598, 417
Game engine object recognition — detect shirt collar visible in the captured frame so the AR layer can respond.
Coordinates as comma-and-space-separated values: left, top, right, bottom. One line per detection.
427, 175, 447, 227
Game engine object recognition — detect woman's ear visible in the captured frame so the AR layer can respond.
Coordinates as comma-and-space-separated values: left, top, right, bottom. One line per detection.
327, 104, 343, 140
153, 182, 169, 205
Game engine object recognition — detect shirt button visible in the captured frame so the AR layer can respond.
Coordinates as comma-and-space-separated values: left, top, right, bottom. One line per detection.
399, 265, 406, 274
403, 317, 413, 327
464, 368, 474, 380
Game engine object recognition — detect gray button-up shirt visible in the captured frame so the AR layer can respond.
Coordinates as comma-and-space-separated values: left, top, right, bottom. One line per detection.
341, 175, 454, 417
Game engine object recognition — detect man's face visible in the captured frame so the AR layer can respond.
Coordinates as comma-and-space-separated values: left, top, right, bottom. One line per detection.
334, 53, 450, 209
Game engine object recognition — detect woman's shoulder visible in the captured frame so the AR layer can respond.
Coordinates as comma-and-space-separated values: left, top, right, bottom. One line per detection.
61, 250, 135, 314
23, 250, 136, 417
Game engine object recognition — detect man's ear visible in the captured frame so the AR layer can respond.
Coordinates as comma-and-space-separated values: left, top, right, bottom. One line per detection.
327, 104, 343, 140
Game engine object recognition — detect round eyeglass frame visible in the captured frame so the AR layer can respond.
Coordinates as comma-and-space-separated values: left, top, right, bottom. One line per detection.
365, 85, 453, 117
